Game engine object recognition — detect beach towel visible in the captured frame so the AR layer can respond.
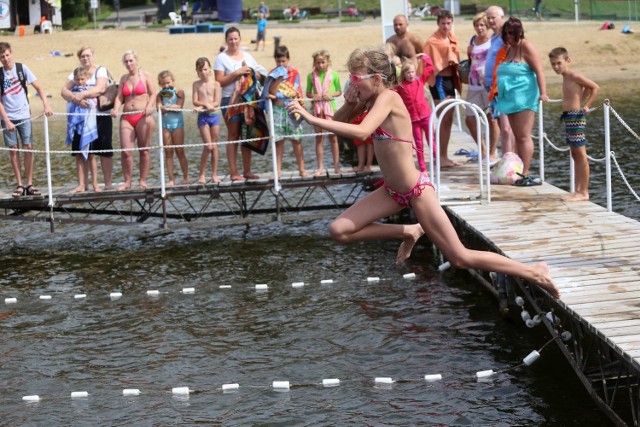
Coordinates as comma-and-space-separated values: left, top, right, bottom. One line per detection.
226, 67, 259, 123
65, 87, 98, 160
424, 31, 460, 91
622, 25, 634, 34
261, 65, 304, 126
312, 68, 334, 118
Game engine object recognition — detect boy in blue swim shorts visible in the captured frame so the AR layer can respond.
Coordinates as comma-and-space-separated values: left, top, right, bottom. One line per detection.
192, 57, 222, 184
549, 47, 599, 202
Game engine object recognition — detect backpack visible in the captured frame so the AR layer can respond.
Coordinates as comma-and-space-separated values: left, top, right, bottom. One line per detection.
0, 62, 29, 101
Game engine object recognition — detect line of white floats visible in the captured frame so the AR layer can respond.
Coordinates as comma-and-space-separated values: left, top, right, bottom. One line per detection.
4, 273, 424, 305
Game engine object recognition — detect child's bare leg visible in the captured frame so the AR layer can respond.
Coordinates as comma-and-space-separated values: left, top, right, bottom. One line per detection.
291, 139, 309, 176
171, 128, 189, 185
210, 126, 220, 183
71, 154, 88, 194
88, 154, 102, 192
411, 188, 560, 298
314, 125, 325, 175
329, 134, 341, 173
198, 125, 212, 184
354, 143, 365, 172
563, 146, 590, 202
329, 187, 423, 263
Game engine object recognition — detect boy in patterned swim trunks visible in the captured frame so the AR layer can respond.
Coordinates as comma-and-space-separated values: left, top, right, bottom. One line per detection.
549, 47, 599, 202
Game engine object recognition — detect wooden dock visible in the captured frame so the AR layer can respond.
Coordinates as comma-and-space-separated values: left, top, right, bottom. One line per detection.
438, 131, 640, 427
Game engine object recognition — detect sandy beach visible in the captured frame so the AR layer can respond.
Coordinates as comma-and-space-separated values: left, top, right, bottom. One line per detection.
7, 19, 640, 114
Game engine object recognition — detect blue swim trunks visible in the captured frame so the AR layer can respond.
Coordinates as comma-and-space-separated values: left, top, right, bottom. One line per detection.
198, 112, 220, 128
561, 110, 587, 147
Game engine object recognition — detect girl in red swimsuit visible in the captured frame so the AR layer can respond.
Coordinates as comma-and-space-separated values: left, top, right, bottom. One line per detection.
111, 50, 157, 190
287, 47, 559, 299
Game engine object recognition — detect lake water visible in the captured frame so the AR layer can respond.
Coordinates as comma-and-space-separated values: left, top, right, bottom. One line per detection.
1, 80, 638, 425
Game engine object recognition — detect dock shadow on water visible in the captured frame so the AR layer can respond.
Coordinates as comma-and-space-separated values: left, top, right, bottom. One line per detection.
0, 219, 612, 425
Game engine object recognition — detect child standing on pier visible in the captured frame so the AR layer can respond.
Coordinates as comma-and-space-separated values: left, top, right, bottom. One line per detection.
0, 42, 53, 198
264, 45, 309, 178
157, 70, 189, 186
306, 49, 342, 175
66, 66, 98, 194
287, 46, 560, 298
192, 57, 222, 184
548, 47, 599, 202
394, 54, 435, 172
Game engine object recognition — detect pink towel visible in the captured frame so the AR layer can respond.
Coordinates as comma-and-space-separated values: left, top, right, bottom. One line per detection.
312, 69, 334, 118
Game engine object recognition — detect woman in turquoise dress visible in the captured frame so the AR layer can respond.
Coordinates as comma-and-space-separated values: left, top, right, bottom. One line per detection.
496, 17, 548, 186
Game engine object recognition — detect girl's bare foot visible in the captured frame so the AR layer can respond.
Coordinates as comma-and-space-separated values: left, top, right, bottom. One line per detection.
166, 180, 175, 187
69, 185, 86, 194
441, 157, 463, 168
531, 262, 560, 299
396, 223, 425, 264
117, 183, 131, 191
299, 170, 310, 177
92, 184, 103, 193
103, 185, 114, 191
210, 176, 220, 184
181, 178, 190, 185
562, 192, 589, 202
139, 181, 148, 190
313, 168, 325, 177
353, 166, 364, 172
334, 167, 343, 174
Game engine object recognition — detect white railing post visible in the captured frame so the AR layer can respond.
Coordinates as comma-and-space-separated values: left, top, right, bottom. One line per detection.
538, 100, 545, 182
430, 98, 490, 204
569, 156, 575, 194
267, 99, 280, 193
604, 101, 612, 212
157, 107, 166, 198
43, 115, 53, 209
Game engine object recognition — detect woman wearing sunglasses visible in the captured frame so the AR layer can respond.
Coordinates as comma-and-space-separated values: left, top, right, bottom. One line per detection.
287, 46, 559, 299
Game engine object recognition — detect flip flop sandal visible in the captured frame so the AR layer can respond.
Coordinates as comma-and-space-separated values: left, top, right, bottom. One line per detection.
454, 148, 471, 156
12, 185, 25, 198
25, 185, 42, 196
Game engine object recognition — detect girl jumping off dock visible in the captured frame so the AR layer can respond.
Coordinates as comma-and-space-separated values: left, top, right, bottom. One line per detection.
287, 47, 560, 299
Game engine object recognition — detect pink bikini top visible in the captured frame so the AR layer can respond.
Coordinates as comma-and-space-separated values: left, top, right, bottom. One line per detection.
122, 77, 147, 97
371, 126, 413, 144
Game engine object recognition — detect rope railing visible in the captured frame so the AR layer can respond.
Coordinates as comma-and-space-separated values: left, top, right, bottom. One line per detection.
8, 95, 640, 219
537, 98, 640, 211
11, 98, 345, 216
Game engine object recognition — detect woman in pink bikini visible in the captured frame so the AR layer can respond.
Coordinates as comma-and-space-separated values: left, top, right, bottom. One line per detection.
111, 50, 157, 190
287, 47, 560, 299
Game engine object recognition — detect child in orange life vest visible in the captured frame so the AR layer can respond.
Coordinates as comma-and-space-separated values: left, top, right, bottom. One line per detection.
393, 54, 435, 172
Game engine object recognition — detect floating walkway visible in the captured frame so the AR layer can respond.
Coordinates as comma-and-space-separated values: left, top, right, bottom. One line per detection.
439, 131, 640, 427
0, 168, 381, 229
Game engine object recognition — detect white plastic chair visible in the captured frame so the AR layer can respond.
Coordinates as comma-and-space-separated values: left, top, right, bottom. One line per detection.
41, 20, 53, 34
169, 12, 182, 25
